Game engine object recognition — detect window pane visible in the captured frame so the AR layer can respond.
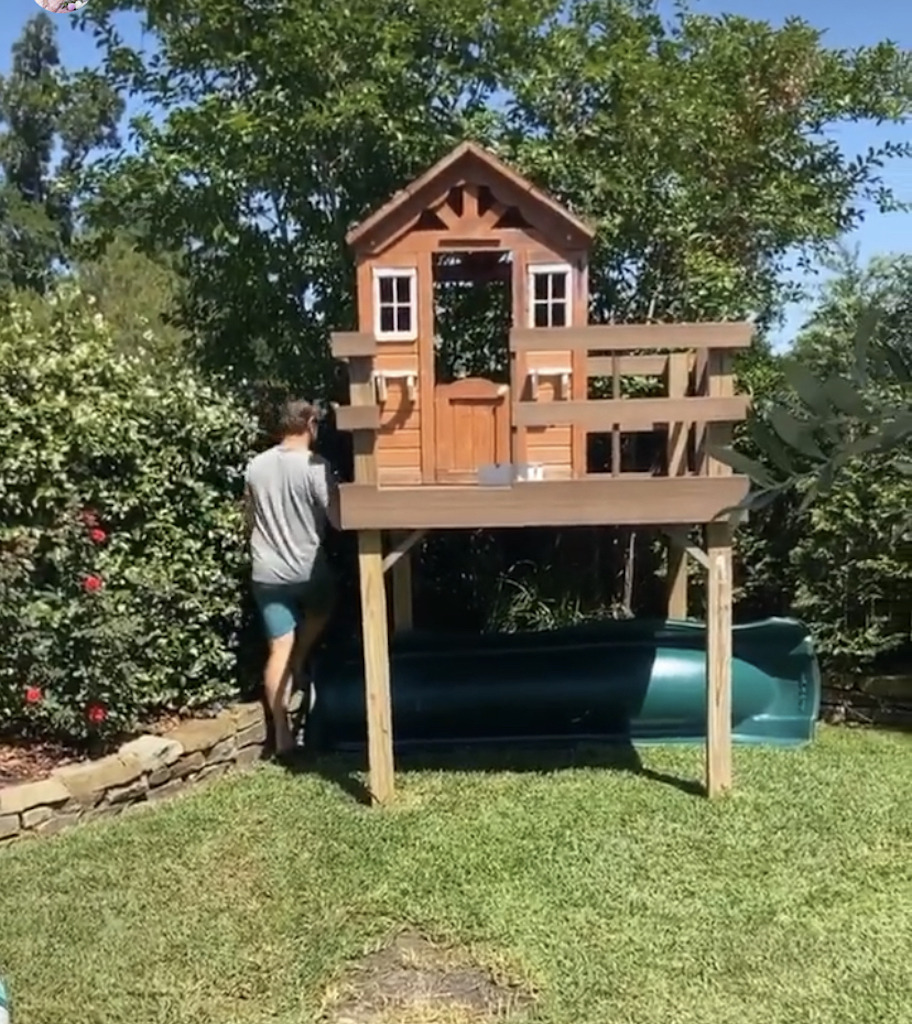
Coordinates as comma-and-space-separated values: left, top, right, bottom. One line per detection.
395, 275, 411, 303
551, 301, 567, 327
550, 272, 567, 300
379, 306, 395, 333
396, 306, 412, 333
533, 302, 549, 327
533, 274, 549, 301
378, 277, 393, 304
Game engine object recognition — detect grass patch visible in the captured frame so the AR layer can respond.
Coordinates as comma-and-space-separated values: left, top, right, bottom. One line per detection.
0, 726, 910, 1023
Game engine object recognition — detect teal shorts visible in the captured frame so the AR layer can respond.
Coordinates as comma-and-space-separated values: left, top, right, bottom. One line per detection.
251, 568, 336, 640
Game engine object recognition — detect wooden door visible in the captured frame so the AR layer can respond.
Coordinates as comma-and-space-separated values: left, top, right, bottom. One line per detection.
435, 378, 511, 484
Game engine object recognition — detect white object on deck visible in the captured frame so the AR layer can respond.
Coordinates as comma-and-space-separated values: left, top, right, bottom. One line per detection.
477, 462, 545, 485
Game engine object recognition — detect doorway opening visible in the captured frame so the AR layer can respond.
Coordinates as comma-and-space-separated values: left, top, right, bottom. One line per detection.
432, 251, 513, 384
431, 251, 514, 483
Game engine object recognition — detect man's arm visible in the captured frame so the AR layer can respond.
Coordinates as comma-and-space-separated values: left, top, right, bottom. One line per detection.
310, 457, 342, 531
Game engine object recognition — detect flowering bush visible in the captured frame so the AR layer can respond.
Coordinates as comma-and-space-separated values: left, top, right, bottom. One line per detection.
0, 286, 260, 742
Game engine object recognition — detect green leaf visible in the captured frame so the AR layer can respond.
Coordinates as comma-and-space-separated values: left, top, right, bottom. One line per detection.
895, 460, 912, 476
878, 341, 912, 384
823, 375, 871, 419
768, 407, 827, 461
782, 359, 831, 417
706, 443, 778, 488
748, 417, 801, 476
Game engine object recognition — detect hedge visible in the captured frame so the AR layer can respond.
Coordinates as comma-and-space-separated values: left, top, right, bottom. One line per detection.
0, 286, 260, 742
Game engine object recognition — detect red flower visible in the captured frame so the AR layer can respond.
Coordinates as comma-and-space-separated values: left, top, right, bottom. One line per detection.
85, 702, 107, 725
82, 574, 104, 593
24, 686, 43, 705
89, 527, 107, 544
80, 509, 99, 528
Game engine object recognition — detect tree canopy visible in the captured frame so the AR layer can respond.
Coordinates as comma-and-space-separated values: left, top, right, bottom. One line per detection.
72, 0, 912, 393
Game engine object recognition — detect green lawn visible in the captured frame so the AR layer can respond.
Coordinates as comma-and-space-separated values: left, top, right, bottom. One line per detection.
0, 727, 910, 1024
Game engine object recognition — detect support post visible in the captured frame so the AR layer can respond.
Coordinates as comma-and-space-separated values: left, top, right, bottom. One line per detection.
665, 352, 690, 618
390, 530, 414, 633
358, 529, 395, 805
666, 533, 689, 619
705, 519, 733, 798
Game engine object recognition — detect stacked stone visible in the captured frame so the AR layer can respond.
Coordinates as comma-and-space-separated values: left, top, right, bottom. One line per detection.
0, 703, 266, 845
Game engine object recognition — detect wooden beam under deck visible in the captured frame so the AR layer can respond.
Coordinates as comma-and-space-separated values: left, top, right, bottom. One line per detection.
338, 476, 748, 531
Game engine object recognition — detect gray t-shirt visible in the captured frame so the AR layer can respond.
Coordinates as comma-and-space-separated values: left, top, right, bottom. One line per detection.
244, 444, 336, 585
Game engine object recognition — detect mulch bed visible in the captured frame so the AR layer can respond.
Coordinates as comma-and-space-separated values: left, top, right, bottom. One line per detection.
0, 738, 87, 787
0, 712, 190, 788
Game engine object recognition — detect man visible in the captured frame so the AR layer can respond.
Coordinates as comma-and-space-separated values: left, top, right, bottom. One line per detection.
244, 399, 341, 755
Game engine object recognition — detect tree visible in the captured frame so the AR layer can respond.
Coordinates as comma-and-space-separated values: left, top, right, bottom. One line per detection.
0, 13, 123, 294
74, 0, 912, 396
712, 254, 912, 519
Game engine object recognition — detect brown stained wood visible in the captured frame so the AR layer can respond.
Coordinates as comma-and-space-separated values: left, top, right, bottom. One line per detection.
431, 197, 461, 229
332, 331, 377, 359
374, 351, 425, 373
375, 447, 423, 468
335, 404, 381, 432
357, 529, 395, 805
511, 248, 529, 466
376, 428, 421, 449
705, 519, 734, 798
692, 348, 709, 472
707, 350, 735, 477
664, 355, 692, 619
347, 355, 378, 484
416, 248, 436, 483
525, 441, 573, 465
666, 351, 690, 479
611, 355, 621, 478
570, 253, 589, 478
588, 354, 695, 377
378, 226, 577, 259
338, 476, 749, 530
512, 322, 754, 353
377, 466, 423, 486
434, 379, 510, 483
378, 406, 421, 432
347, 142, 594, 253
513, 396, 748, 432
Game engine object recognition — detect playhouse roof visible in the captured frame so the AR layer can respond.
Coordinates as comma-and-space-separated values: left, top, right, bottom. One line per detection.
345, 141, 596, 251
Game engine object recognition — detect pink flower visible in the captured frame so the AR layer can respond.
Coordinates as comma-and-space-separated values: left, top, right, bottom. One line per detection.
85, 702, 107, 725
24, 686, 43, 705
82, 574, 103, 593
89, 527, 107, 545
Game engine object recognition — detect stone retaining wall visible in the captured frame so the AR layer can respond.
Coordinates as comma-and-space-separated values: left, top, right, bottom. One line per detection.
0, 702, 267, 845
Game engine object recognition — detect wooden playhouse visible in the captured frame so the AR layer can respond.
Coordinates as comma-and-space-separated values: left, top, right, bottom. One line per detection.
330, 141, 751, 804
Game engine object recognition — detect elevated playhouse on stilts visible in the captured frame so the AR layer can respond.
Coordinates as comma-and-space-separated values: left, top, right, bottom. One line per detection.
324, 142, 818, 805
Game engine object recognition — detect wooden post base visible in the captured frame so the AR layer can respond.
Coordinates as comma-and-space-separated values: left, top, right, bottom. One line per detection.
357, 529, 395, 805
705, 519, 733, 797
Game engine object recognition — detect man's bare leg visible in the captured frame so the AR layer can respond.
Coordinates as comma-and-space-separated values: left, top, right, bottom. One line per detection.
285, 611, 330, 723
264, 631, 296, 753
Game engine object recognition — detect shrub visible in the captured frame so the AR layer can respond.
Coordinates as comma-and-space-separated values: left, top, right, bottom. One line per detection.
0, 285, 260, 743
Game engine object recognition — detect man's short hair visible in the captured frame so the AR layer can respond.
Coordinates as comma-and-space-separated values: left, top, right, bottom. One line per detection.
278, 399, 317, 436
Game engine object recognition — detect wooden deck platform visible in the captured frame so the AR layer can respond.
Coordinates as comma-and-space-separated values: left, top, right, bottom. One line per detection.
338, 476, 748, 530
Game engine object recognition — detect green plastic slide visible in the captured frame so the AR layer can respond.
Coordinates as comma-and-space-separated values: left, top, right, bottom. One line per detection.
307, 617, 820, 752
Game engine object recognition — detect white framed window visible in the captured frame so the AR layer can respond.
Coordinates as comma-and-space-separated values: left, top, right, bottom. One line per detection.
373, 267, 418, 341
528, 263, 572, 328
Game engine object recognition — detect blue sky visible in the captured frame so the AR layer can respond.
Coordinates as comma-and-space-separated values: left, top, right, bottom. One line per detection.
2, 0, 911, 346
